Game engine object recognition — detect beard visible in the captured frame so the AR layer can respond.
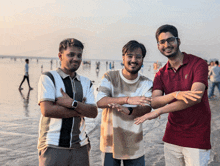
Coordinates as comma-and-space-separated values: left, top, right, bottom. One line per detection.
68, 60, 81, 72
161, 44, 180, 59
124, 62, 142, 74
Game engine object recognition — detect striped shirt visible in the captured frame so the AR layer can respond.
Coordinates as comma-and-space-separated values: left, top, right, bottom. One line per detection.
97, 69, 153, 159
37, 68, 95, 150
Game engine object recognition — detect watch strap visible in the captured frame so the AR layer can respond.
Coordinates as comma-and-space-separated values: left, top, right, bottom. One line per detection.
128, 107, 133, 115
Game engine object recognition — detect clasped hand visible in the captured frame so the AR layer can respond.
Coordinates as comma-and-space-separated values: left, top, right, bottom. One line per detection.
127, 96, 151, 106
173, 90, 203, 104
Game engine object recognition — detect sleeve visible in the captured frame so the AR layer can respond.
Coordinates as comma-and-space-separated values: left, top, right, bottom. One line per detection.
84, 79, 96, 105
192, 59, 208, 88
38, 74, 56, 104
142, 80, 153, 107
152, 71, 164, 92
96, 73, 112, 102
142, 80, 153, 97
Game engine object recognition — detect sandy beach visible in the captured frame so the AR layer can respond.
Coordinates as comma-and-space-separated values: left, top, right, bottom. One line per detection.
1, 96, 219, 166
0, 59, 220, 166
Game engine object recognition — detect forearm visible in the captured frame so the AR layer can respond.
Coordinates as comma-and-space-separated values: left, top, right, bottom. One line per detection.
40, 103, 81, 118
132, 106, 152, 117
55, 95, 98, 118
97, 96, 128, 108
157, 99, 200, 115
75, 102, 98, 118
151, 92, 176, 109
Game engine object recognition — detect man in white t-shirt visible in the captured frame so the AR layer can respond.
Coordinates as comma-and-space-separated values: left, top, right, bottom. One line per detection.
19, 59, 33, 90
37, 38, 98, 166
96, 40, 152, 166
208, 60, 220, 99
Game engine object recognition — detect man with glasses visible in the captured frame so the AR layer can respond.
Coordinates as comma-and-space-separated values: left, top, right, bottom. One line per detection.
135, 25, 211, 166
97, 40, 152, 166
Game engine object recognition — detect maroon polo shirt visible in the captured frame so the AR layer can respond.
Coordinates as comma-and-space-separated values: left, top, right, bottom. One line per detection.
153, 52, 211, 149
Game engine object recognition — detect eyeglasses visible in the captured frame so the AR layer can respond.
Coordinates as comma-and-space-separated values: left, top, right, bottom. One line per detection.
158, 37, 178, 45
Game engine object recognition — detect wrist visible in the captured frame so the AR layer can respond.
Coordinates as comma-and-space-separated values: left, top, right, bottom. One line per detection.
171, 92, 176, 99
127, 107, 133, 115
71, 100, 78, 110
125, 97, 129, 104
156, 109, 162, 115
155, 109, 162, 119
175, 91, 180, 99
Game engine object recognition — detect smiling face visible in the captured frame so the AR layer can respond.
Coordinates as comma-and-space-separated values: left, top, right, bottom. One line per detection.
122, 47, 143, 75
58, 46, 82, 77
157, 32, 180, 59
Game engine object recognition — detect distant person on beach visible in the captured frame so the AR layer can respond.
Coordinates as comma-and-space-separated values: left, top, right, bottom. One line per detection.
97, 40, 152, 166
135, 24, 211, 166
37, 38, 98, 166
208, 60, 220, 99
18, 59, 33, 90
208, 61, 214, 72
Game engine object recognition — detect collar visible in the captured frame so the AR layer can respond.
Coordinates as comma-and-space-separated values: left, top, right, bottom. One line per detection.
119, 69, 140, 84
56, 68, 80, 81
166, 52, 189, 70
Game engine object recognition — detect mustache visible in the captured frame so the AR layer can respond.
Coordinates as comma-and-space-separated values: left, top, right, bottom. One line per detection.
128, 62, 138, 65
70, 60, 79, 63
163, 46, 173, 50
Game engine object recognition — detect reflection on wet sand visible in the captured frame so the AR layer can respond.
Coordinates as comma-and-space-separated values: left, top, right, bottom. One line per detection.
19, 89, 31, 117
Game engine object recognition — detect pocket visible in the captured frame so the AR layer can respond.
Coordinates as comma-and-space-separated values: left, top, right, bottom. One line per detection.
38, 147, 48, 157
87, 143, 91, 152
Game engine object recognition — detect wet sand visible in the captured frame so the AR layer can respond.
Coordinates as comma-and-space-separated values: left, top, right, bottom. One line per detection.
0, 97, 219, 166
0, 59, 219, 165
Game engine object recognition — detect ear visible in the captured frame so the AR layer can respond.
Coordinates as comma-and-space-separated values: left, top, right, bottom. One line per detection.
177, 38, 181, 45
122, 55, 125, 63
58, 52, 62, 61
157, 43, 160, 49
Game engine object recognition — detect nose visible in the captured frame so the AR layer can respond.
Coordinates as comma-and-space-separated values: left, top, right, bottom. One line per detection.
164, 41, 171, 47
131, 56, 137, 62
72, 55, 80, 61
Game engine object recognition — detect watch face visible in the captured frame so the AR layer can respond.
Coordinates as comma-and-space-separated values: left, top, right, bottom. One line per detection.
72, 100, 78, 109
73, 100, 78, 107
128, 107, 133, 111
128, 107, 133, 115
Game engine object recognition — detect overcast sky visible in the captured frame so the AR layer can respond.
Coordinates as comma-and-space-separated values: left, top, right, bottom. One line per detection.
0, 0, 219, 62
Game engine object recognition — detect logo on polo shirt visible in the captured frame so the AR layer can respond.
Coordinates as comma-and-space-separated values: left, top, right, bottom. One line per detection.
185, 74, 188, 79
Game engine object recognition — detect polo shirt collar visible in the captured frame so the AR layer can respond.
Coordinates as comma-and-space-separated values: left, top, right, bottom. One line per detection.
56, 68, 80, 81
166, 52, 189, 70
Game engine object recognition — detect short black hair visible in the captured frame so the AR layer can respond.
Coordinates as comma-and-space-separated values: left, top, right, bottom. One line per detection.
122, 40, 146, 58
59, 38, 84, 53
25, 59, 29, 63
215, 60, 219, 66
155, 24, 178, 42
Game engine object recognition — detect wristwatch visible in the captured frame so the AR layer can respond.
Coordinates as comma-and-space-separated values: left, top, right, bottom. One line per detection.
128, 107, 133, 115
71, 100, 78, 110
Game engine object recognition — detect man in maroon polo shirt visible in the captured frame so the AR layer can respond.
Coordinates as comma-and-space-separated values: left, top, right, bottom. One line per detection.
135, 24, 211, 165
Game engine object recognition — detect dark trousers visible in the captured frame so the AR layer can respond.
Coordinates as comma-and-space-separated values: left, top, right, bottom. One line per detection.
103, 153, 145, 166
19, 75, 31, 88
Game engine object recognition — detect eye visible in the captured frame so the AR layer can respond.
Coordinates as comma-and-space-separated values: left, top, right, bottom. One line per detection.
159, 40, 166, 45
167, 37, 175, 42
77, 54, 82, 59
136, 55, 142, 60
67, 53, 75, 57
127, 55, 133, 59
